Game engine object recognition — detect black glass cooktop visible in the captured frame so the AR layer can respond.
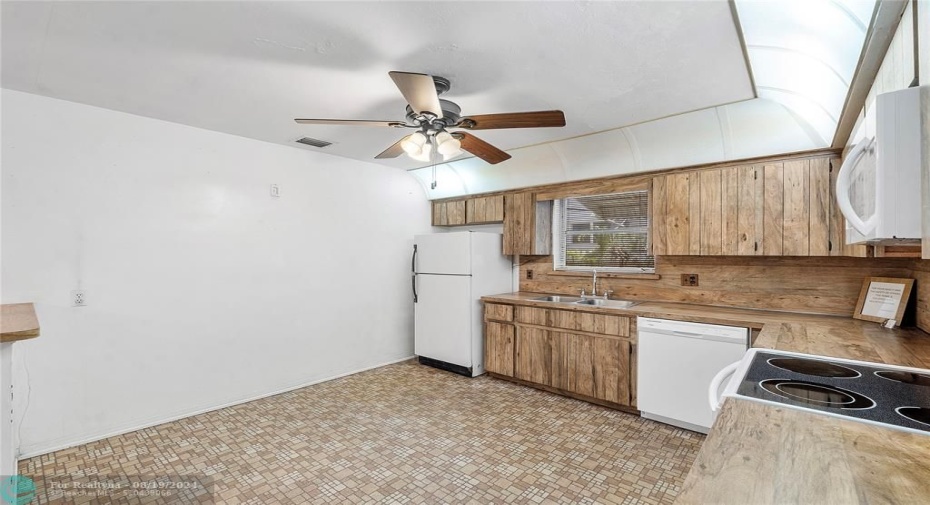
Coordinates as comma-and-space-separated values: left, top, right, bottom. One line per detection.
735, 351, 930, 434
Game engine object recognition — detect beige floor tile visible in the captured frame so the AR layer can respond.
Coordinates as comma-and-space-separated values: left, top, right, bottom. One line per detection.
19, 361, 703, 504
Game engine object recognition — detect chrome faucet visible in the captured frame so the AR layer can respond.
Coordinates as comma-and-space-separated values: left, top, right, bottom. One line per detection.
591, 269, 598, 297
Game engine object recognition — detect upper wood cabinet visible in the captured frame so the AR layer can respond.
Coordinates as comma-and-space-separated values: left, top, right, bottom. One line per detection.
503, 192, 552, 256
466, 195, 504, 224
651, 155, 863, 257
432, 195, 505, 226
432, 200, 466, 226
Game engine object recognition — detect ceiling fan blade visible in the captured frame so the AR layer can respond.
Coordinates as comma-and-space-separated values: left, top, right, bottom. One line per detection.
295, 119, 407, 127
389, 71, 443, 117
374, 136, 410, 159
457, 110, 566, 130
455, 133, 511, 165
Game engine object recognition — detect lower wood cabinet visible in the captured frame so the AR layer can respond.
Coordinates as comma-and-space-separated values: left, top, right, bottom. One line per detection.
552, 332, 631, 406
486, 302, 635, 410
515, 327, 552, 385
485, 322, 515, 376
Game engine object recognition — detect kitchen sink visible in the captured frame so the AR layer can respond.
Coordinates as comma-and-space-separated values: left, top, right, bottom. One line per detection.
529, 295, 638, 309
531, 295, 583, 303
574, 299, 639, 308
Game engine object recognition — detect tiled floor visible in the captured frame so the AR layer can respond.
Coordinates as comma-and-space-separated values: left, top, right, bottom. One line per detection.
20, 361, 704, 504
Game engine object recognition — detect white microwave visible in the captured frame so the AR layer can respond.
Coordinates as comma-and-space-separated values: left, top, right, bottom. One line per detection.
836, 86, 926, 245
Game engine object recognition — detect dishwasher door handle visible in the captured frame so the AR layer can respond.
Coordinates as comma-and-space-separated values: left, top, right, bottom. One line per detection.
708, 361, 741, 413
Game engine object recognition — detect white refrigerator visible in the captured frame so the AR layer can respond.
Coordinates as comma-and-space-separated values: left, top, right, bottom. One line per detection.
413, 232, 513, 377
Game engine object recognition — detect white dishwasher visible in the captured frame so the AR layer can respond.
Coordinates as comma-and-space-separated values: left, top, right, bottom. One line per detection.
637, 317, 748, 433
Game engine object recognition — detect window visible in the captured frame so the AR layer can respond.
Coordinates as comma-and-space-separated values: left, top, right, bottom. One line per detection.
553, 190, 654, 272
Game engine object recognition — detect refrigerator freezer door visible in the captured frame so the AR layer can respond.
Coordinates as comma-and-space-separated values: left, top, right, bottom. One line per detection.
414, 233, 471, 275
415, 274, 472, 369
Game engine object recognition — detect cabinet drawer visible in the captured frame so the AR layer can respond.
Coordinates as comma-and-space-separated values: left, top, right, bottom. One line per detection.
484, 303, 514, 322
550, 309, 630, 337
515, 306, 548, 325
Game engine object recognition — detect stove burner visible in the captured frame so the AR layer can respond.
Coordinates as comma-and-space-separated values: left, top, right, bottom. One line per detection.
760, 379, 875, 409
768, 358, 860, 378
896, 407, 930, 427
875, 371, 930, 388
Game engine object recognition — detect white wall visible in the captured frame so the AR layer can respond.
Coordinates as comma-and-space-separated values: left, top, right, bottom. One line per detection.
0, 90, 431, 457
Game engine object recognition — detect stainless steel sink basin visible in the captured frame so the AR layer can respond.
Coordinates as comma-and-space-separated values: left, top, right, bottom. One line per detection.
574, 299, 639, 308
529, 295, 638, 309
575, 298, 608, 306
531, 295, 583, 303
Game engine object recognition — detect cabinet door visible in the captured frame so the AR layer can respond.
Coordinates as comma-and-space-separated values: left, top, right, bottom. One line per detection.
446, 200, 466, 226
763, 159, 832, 256
504, 192, 531, 255
466, 195, 504, 224
653, 171, 711, 254
663, 173, 693, 255
557, 332, 631, 406
515, 327, 551, 385
485, 322, 515, 376
432, 200, 466, 226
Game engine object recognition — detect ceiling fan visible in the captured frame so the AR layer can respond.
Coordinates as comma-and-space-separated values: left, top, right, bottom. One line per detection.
295, 71, 566, 165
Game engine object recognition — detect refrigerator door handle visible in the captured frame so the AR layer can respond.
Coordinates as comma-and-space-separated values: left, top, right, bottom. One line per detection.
411, 244, 418, 303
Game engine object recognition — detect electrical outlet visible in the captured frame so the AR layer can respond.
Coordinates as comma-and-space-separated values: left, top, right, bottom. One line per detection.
71, 289, 87, 307
526, 270, 534, 280
680, 274, 699, 287
270, 184, 280, 198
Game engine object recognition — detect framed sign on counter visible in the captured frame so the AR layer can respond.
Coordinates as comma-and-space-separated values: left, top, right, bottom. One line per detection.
853, 277, 914, 327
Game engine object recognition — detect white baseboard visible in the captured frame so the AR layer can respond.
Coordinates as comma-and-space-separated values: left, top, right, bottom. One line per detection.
18, 355, 415, 460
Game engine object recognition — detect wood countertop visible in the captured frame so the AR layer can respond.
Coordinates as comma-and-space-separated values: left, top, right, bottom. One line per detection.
482, 292, 930, 503
482, 293, 930, 358
677, 399, 930, 504
0, 303, 40, 343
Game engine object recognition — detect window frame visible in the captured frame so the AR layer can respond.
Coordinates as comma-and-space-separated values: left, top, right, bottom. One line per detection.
552, 190, 655, 274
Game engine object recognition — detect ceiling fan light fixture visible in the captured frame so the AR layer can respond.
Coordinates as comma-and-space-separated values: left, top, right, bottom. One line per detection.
435, 131, 462, 156
409, 141, 433, 162
401, 132, 427, 154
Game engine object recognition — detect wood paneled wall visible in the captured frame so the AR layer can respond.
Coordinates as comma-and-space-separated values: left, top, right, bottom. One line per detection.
913, 260, 930, 333
520, 256, 914, 317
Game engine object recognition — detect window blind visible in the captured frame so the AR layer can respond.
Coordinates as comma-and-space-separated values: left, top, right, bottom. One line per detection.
555, 190, 654, 271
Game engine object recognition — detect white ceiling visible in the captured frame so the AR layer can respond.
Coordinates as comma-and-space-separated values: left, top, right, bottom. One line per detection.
1, 1, 754, 170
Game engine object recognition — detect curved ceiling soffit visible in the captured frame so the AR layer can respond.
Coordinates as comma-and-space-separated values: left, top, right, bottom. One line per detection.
410, 95, 832, 200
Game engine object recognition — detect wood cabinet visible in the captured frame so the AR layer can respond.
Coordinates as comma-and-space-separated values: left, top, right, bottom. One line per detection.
485, 301, 635, 409
432, 200, 466, 226
466, 195, 504, 224
503, 192, 552, 256
432, 195, 505, 227
485, 322, 515, 376
515, 326, 552, 385
484, 303, 516, 377
551, 332, 631, 406
652, 155, 863, 257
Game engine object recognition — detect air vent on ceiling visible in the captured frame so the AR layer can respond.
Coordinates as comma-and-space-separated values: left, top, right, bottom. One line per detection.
295, 137, 332, 148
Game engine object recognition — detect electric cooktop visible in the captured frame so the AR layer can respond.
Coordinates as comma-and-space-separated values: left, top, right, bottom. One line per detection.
723, 349, 930, 435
